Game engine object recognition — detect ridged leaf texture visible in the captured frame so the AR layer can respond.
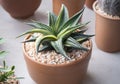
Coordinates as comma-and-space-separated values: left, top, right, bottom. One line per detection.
19, 4, 94, 59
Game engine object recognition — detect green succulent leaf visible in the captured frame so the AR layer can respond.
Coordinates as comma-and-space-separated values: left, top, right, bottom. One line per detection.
36, 35, 57, 54
0, 51, 7, 58
58, 8, 85, 32
65, 37, 88, 51
72, 33, 94, 39
51, 38, 71, 60
77, 28, 88, 34
57, 24, 81, 39
28, 21, 53, 32
76, 38, 89, 43
22, 38, 36, 43
0, 38, 5, 44
48, 12, 57, 27
38, 45, 51, 52
17, 29, 52, 38
55, 4, 69, 34
3, 60, 6, 68
57, 22, 89, 39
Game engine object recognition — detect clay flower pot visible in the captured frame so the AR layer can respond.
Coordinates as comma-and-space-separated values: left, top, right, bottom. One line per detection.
53, 0, 86, 17
1, 0, 42, 19
93, 1, 120, 52
23, 35, 93, 84
85, 0, 96, 10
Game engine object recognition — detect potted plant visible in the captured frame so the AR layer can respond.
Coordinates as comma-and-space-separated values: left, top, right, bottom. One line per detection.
18, 5, 94, 84
93, 0, 120, 52
0, 37, 22, 84
0, 0, 42, 19
0, 61, 19, 84
85, 0, 96, 10
52, 0, 86, 17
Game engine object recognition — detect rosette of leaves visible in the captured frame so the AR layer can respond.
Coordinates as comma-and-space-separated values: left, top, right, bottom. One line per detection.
98, 0, 120, 17
18, 5, 94, 59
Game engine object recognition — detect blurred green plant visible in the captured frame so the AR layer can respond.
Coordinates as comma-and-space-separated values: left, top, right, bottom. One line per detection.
0, 38, 7, 58
0, 37, 23, 83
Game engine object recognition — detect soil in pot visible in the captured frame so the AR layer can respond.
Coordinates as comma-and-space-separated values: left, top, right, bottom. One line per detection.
1, 0, 42, 19
23, 34, 92, 84
93, 1, 120, 52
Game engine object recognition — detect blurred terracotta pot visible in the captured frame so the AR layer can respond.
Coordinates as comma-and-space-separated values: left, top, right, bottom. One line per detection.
93, 1, 120, 52
1, 0, 41, 19
23, 35, 92, 84
85, 0, 96, 10
53, 0, 86, 17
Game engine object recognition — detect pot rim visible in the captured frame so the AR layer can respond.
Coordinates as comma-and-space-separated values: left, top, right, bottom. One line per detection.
22, 34, 92, 67
93, 1, 120, 21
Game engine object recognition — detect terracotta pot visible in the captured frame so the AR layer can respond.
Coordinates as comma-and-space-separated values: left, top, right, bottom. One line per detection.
85, 0, 96, 10
23, 35, 92, 84
53, 0, 86, 17
1, 0, 41, 19
93, 1, 120, 52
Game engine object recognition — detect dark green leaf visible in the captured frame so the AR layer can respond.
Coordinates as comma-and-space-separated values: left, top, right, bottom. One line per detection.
57, 22, 88, 39
35, 35, 57, 54
38, 45, 53, 52
0, 38, 5, 44
65, 37, 88, 51
0, 51, 7, 58
48, 12, 57, 27
17, 29, 52, 38
59, 8, 85, 32
3, 60, 6, 69
51, 38, 71, 60
73, 34, 94, 39
22, 38, 36, 43
28, 21, 53, 32
55, 4, 69, 33
11, 66, 15, 71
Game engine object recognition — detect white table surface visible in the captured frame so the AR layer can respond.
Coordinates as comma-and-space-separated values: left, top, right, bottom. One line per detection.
0, 0, 120, 84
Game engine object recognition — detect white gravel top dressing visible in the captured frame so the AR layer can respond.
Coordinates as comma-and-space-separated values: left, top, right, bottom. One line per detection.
96, 5, 120, 19
25, 34, 90, 65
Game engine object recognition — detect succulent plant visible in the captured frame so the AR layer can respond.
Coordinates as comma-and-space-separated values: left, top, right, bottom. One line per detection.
98, 0, 120, 17
18, 5, 94, 59
0, 61, 15, 82
0, 38, 23, 83
0, 61, 23, 83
